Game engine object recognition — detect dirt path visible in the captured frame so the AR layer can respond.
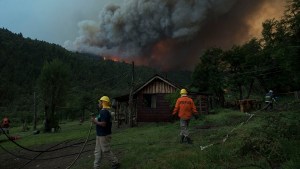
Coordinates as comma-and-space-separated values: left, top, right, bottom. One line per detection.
0, 139, 95, 169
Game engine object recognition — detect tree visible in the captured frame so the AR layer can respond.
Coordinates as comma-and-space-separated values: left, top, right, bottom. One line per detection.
223, 39, 262, 100
192, 48, 226, 106
38, 59, 70, 132
283, 0, 300, 89
260, 0, 300, 91
191, 0, 300, 107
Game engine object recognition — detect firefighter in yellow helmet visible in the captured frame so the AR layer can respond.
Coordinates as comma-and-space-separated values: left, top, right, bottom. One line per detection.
180, 89, 187, 95
173, 89, 199, 144
98, 96, 111, 108
91, 96, 120, 169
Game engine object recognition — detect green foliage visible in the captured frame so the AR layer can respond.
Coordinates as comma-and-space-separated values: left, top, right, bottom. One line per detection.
164, 89, 180, 108
239, 110, 300, 168
192, 48, 225, 92
223, 39, 262, 100
1, 109, 298, 169
260, 0, 300, 91
192, 1, 300, 107
38, 59, 71, 106
192, 48, 226, 106
38, 59, 71, 131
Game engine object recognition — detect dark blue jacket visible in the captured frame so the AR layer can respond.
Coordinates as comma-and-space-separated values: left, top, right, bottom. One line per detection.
96, 109, 112, 136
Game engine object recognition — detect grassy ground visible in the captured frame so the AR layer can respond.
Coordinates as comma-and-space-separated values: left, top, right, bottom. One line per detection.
1, 108, 299, 169
0, 121, 92, 149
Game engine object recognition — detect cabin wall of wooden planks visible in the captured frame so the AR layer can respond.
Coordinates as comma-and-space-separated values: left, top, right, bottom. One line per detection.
136, 93, 172, 122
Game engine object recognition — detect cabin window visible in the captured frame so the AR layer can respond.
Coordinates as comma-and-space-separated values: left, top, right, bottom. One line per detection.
144, 94, 157, 108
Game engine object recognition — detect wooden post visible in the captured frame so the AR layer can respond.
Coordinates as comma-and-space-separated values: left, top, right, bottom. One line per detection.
199, 95, 209, 114
295, 91, 299, 100
129, 62, 135, 127
117, 102, 120, 128
33, 92, 37, 130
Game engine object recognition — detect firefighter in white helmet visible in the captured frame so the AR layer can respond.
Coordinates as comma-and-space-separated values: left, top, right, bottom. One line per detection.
91, 96, 120, 169
264, 90, 275, 111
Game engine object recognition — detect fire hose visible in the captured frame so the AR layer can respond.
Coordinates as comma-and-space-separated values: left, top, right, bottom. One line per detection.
65, 121, 93, 169
0, 122, 94, 169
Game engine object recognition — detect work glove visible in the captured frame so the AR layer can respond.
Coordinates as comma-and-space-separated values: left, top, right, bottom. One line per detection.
171, 114, 177, 122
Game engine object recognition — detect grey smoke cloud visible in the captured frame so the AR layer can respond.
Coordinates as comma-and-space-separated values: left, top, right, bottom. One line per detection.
64, 0, 284, 70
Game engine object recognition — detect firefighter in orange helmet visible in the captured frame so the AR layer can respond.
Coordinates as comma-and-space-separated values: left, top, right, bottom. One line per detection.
172, 89, 199, 144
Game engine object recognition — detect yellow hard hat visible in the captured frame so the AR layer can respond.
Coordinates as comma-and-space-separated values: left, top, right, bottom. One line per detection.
180, 89, 188, 95
99, 96, 110, 103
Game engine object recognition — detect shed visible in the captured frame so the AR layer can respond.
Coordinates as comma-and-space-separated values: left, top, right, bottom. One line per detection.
113, 74, 210, 125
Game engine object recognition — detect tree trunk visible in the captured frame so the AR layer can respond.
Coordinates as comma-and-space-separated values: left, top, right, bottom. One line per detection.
216, 89, 225, 107
44, 105, 51, 132
239, 84, 243, 100
257, 76, 268, 92
246, 79, 254, 99
44, 104, 59, 132
219, 90, 225, 107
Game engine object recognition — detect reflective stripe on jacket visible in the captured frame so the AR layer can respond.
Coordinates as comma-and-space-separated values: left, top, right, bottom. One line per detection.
173, 96, 198, 120
265, 92, 273, 103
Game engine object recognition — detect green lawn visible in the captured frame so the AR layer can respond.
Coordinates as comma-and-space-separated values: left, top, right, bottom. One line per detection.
0, 121, 92, 149
1, 109, 299, 169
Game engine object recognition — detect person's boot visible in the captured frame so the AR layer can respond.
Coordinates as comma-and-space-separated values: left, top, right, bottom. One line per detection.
112, 163, 120, 169
186, 137, 193, 144
180, 135, 185, 143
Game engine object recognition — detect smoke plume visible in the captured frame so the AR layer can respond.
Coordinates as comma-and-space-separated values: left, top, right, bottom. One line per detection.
64, 0, 285, 71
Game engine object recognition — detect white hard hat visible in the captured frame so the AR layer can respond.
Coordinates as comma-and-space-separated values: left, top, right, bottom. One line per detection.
269, 90, 273, 93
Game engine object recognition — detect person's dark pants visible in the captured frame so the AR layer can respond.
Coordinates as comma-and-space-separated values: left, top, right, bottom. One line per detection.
265, 102, 273, 110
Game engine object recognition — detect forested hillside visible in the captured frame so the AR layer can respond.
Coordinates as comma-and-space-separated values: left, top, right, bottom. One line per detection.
0, 28, 191, 123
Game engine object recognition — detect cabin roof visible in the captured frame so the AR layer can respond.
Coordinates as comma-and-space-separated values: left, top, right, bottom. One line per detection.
133, 74, 180, 95
114, 74, 181, 101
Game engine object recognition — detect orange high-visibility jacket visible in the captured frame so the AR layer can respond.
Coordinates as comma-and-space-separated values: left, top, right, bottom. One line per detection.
173, 96, 198, 120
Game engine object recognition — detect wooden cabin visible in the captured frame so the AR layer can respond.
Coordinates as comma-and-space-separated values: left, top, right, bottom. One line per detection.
113, 75, 210, 125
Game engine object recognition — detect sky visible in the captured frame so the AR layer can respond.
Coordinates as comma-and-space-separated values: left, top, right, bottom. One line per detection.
0, 0, 122, 45
0, 0, 286, 71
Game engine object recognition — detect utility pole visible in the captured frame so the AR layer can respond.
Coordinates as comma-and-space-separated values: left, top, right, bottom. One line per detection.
33, 92, 37, 130
128, 61, 135, 127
